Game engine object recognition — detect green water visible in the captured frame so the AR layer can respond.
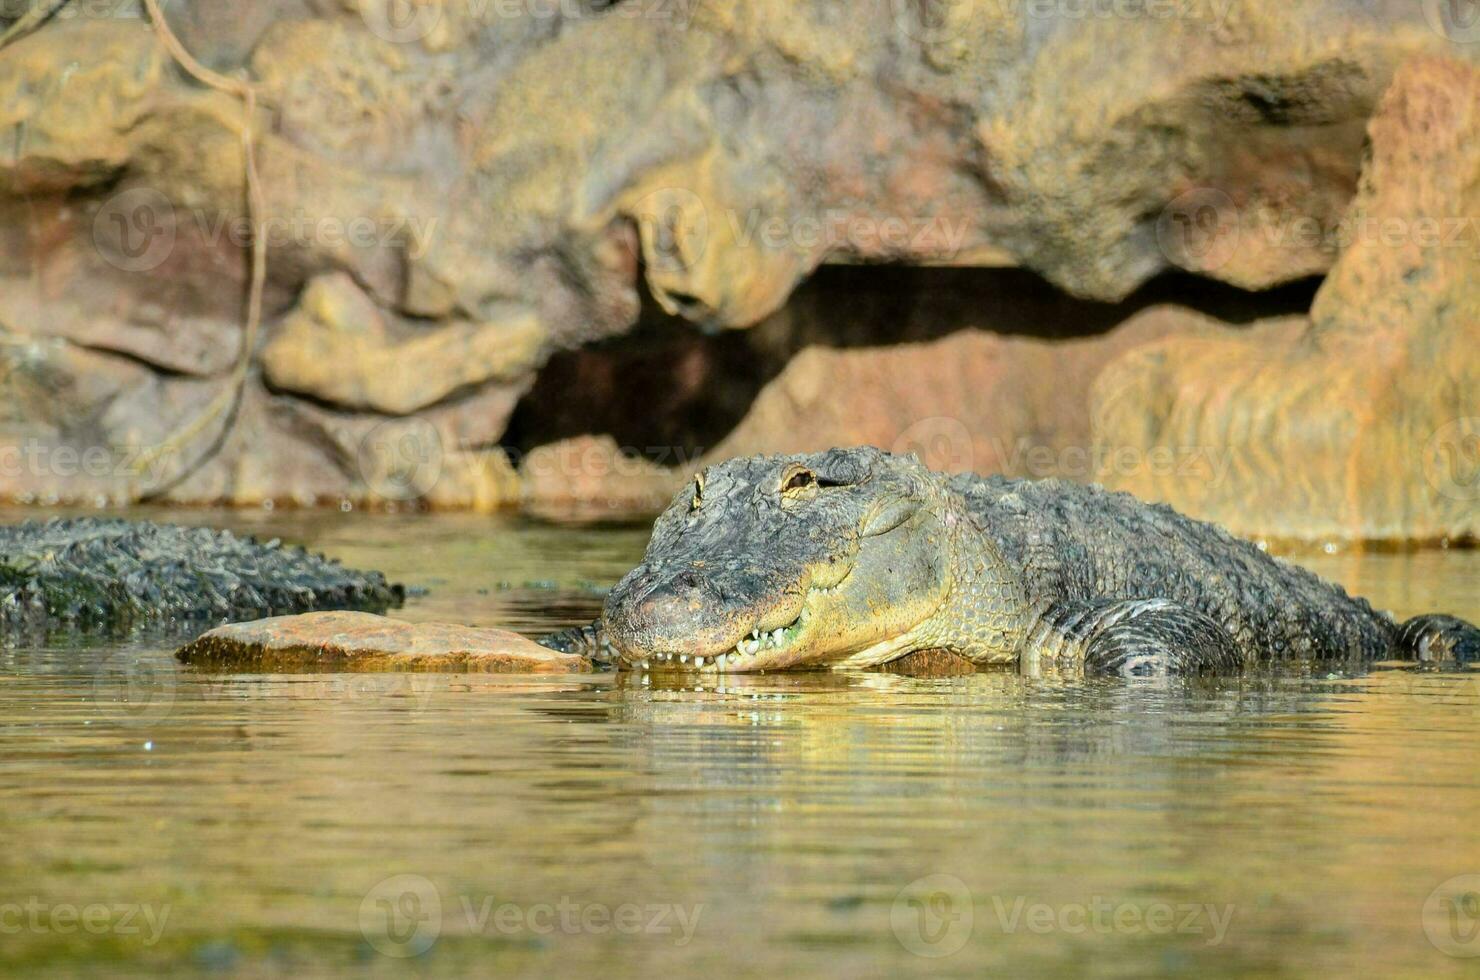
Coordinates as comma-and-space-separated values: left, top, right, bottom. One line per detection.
2, 509, 1478, 977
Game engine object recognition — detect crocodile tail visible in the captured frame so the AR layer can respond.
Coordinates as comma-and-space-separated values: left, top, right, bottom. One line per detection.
1397, 614, 1480, 666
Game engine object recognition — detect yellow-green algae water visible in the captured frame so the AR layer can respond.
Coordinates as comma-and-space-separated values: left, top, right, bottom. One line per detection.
1, 507, 1478, 978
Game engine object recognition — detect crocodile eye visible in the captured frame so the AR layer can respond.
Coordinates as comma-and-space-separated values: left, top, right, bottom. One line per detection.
690, 474, 704, 512
781, 468, 816, 493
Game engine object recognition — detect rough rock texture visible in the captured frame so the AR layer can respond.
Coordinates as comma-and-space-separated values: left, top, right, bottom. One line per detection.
1091, 57, 1480, 543
518, 435, 681, 519
501, 265, 1321, 506
177, 610, 592, 672
698, 308, 1189, 477
0, 0, 1465, 514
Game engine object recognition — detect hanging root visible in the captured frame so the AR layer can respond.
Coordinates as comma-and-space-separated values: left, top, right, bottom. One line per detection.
0, 0, 71, 52
127, 0, 268, 498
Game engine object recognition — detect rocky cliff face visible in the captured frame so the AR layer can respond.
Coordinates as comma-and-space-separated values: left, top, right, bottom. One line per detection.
0, 1, 1474, 541
1093, 56, 1480, 543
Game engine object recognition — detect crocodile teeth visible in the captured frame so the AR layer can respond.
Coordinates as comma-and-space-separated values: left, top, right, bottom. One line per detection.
679, 654, 688, 664
727, 653, 739, 664
772, 629, 786, 645
694, 656, 705, 668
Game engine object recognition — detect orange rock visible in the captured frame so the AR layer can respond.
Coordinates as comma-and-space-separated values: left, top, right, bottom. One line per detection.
518, 435, 683, 519
176, 611, 591, 673
700, 309, 1184, 480
1091, 56, 1480, 543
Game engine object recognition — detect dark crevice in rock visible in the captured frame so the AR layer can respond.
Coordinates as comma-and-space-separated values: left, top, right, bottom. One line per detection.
68, 339, 205, 381
501, 264, 1324, 464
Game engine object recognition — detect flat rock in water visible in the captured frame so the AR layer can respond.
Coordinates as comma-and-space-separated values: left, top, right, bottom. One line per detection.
177, 611, 591, 673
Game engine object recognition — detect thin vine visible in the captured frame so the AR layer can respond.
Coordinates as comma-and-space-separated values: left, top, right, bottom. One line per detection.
129, 0, 268, 498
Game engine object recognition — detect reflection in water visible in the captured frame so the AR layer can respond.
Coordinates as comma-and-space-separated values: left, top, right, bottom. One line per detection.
0, 510, 1477, 976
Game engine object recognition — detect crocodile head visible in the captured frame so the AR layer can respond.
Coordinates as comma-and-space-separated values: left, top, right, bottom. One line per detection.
601, 447, 961, 672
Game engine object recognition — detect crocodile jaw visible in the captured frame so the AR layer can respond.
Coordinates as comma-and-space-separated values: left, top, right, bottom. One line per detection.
615, 579, 848, 673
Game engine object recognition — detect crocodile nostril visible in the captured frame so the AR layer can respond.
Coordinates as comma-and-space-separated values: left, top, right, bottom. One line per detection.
671, 569, 703, 591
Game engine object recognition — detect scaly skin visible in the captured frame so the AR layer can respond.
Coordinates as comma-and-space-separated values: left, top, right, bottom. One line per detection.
542, 448, 1478, 676
1, 518, 400, 638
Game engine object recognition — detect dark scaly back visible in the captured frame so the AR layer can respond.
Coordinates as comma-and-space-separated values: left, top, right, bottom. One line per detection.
0, 517, 401, 639
949, 475, 1396, 661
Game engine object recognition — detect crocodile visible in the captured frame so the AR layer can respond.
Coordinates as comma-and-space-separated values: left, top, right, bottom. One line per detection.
1, 518, 400, 639
542, 447, 1478, 676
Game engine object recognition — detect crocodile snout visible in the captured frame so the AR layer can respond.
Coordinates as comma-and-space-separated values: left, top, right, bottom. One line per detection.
604, 565, 743, 657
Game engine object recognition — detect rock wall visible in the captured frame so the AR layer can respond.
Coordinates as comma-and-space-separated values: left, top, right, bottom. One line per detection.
0, 0, 1474, 540
1093, 56, 1480, 543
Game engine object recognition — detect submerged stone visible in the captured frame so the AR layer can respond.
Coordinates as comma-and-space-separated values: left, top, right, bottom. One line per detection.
177, 611, 592, 673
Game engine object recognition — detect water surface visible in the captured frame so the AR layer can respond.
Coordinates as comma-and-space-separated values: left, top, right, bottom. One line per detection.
2, 509, 1478, 977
